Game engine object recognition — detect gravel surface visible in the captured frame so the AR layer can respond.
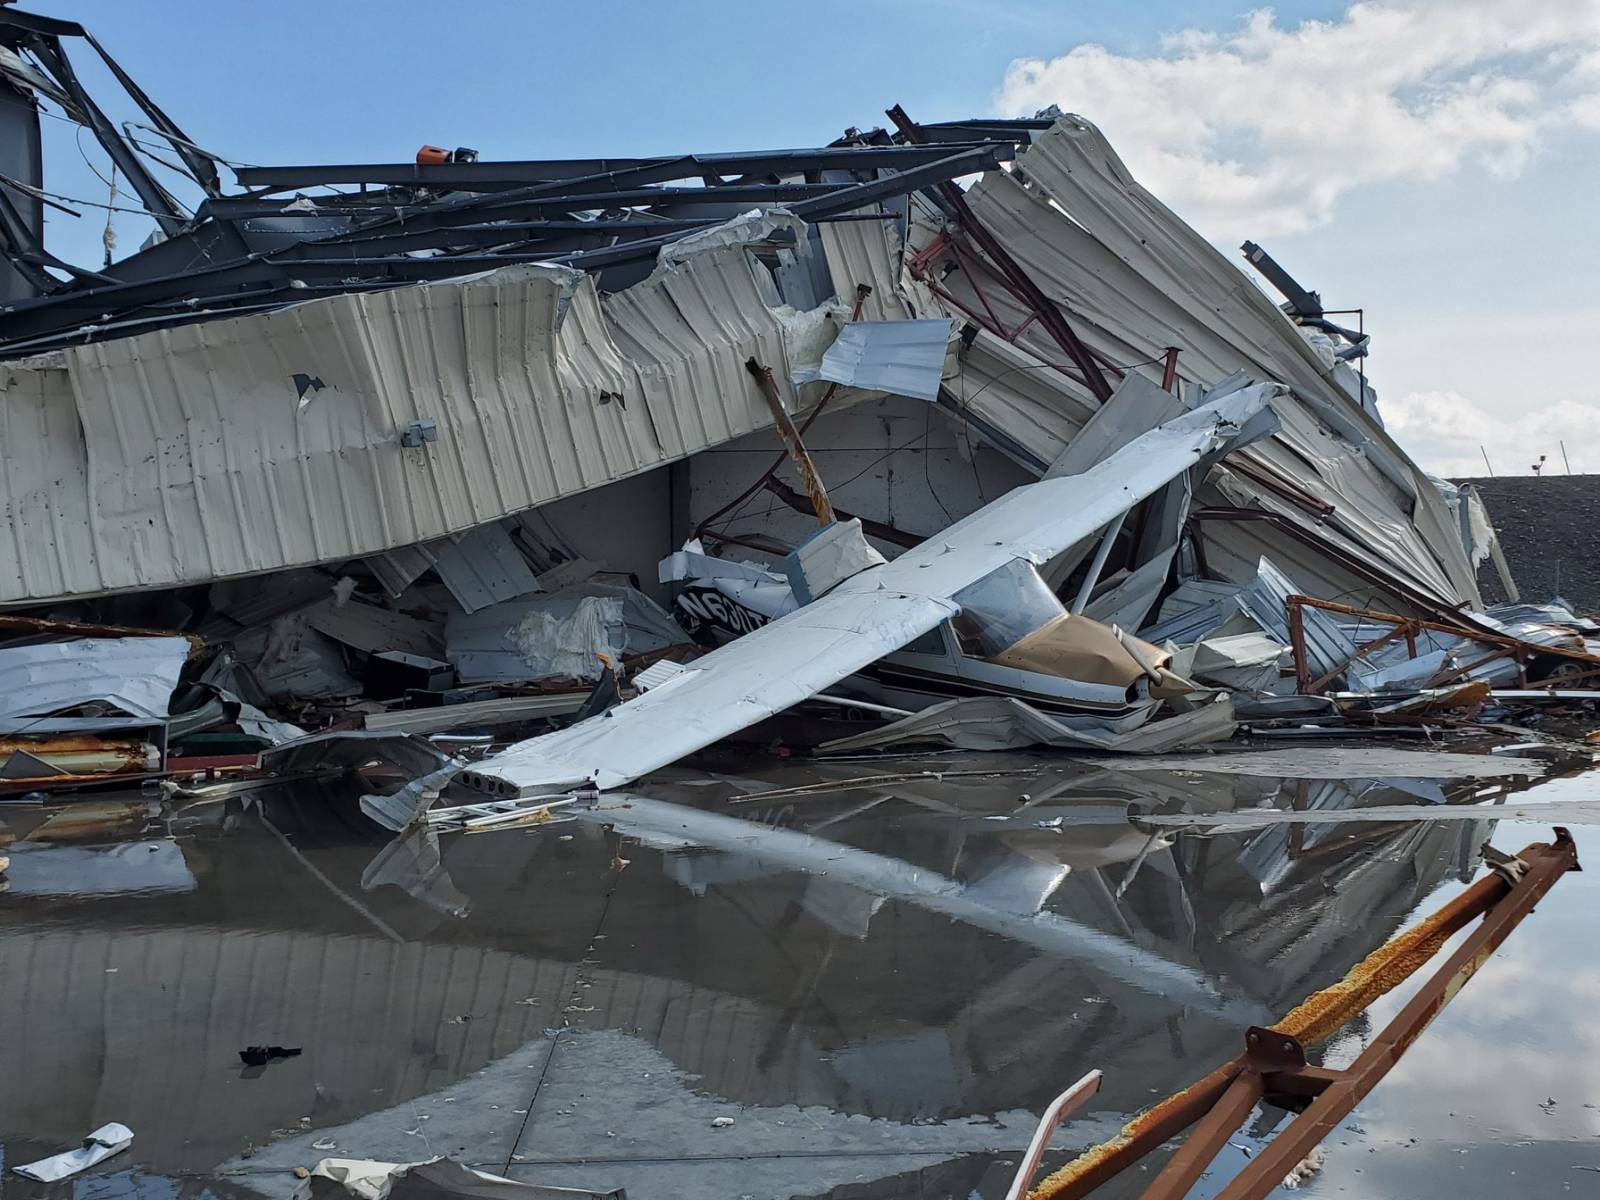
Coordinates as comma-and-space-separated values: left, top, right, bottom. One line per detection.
1452, 474, 1600, 612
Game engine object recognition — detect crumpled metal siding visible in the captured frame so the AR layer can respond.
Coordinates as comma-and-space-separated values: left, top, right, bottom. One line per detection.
928, 137, 1476, 610
1, 237, 861, 606
992, 116, 1480, 607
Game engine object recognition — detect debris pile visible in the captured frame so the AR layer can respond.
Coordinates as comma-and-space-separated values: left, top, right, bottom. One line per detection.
0, 8, 1595, 810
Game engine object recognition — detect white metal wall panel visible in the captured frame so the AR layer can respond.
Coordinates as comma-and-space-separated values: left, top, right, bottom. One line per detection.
0, 359, 99, 600
1, 234, 884, 606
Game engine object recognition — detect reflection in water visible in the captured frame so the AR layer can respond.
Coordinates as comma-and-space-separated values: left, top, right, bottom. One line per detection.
0, 752, 1558, 1197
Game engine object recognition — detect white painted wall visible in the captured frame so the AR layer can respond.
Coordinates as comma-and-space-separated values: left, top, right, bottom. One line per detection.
519, 395, 1035, 593
688, 395, 1034, 566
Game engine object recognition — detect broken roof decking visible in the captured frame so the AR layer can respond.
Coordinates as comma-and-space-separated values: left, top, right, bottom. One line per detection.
0, 236, 899, 606
926, 115, 1480, 611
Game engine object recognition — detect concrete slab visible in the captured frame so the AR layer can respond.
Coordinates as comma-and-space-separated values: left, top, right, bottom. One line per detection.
221, 1038, 557, 1200
505, 1030, 1111, 1200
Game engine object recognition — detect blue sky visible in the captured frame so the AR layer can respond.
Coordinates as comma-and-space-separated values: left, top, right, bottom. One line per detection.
26, 0, 1600, 476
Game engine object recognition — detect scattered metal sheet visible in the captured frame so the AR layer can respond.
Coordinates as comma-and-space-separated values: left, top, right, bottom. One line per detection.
305, 599, 443, 658
430, 523, 542, 615
259, 730, 457, 782
0, 236, 886, 607
0, 636, 188, 720
12, 1122, 134, 1181
297, 1156, 624, 1200
230, 615, 362, 701
365, 544, 438, 599
362, 693, 588, 736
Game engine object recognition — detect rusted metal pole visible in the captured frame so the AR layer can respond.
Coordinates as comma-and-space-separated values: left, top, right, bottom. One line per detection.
1160, 347, 1180, 394
1287, 598, 1312, 693
1030, 832, 1579, 1200
1029, 1062, 1243, 1200
1138, 1072, 1265, 1200
695, 285, 870, 541
744, 358, 834, 526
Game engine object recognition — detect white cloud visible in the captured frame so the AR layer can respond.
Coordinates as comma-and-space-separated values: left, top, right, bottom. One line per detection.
1380, 390, 1599, 476
995, 1, 1600, 238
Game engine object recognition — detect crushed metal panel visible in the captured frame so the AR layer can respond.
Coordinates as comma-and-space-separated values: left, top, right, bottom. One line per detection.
366, 543, 436, 598
0, 636, 188, 719
230, 615, 362, 701
817, 215, 920, 322
304, 597, 442, 658
794, 318, 953, 402
816, 693, 1235, 755
429, 522, 541, 614
462, 384, 1278, 795
1045, 370, 1186, 479
939, 329, 1093, 471
984, 117, 1480, 605
943, 146, 1477, 608
1236, 556, 1357, 678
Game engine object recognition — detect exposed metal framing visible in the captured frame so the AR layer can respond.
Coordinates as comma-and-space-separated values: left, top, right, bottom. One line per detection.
0, 76, 1016, 354
886, 103, 1114, 404
1283, 592, 1600, 694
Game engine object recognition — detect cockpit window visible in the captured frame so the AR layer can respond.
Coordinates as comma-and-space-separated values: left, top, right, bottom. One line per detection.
950, 559, 1065, 657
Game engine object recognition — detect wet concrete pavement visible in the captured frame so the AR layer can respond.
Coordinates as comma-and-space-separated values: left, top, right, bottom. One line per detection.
0, 744, 1595, 1199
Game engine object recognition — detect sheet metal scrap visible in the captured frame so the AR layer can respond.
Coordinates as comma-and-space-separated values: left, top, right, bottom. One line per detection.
1016, 829, 1579, 1200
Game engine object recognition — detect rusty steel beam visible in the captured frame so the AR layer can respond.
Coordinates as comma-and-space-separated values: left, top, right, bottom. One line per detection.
1216, 829, 1579, 1200
1139, 1071, 1265, 1200
1030, 832, 1579, 1200
1160, 347, 1180, 393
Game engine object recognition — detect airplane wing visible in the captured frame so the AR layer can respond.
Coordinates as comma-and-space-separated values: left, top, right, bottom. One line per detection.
462, 383, 1282, 796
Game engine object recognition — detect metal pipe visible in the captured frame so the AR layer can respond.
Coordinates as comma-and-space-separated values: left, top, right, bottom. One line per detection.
1072, 512, 1126, 614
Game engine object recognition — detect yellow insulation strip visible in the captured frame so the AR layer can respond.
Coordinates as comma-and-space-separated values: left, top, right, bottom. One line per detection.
1268, 889, 1478, 1046
1028, 878, 1505, 1200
